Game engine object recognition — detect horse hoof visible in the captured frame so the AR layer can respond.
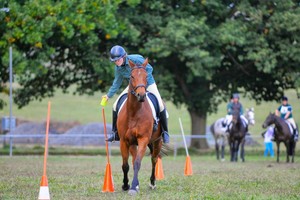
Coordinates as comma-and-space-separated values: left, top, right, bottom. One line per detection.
149, 183, 156, 190
128, 189, 138, 196
221, 158, 225, 162
122, 184, 130, 191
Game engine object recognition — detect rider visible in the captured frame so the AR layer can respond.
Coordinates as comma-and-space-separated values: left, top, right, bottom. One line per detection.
275, 96, 298, 141
223, 93, 248, 132
102, 45, 170, 143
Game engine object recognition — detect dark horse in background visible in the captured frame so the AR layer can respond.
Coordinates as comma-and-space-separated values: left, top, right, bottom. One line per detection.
262, 113, 297, 163
228, 111, 247, 162
117, 58, 164, 195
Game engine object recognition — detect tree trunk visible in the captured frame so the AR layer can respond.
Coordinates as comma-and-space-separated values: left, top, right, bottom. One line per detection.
189, 109, 209, 149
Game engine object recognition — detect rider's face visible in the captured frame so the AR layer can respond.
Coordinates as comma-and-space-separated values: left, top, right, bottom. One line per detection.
282, 100, 287, 105
233, 98, 239, 103
114, 57, 124, 66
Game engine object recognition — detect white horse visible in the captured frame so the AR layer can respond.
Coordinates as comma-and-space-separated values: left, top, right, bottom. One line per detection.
210, 108, 255, 161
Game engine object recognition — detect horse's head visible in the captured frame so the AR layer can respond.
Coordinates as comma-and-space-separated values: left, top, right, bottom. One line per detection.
245, 107, 255, 125
262, 112, 275, 129
128, 58, 148, 102
231, 110, 241, 125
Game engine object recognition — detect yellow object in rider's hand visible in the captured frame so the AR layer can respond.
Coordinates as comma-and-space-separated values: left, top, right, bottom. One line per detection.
100, 96, 108, 107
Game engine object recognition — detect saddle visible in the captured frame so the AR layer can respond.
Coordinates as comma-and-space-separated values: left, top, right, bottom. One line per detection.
116, 92, 160, 123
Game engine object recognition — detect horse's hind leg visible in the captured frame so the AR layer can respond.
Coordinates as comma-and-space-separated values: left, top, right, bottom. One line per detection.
276, 142, 280, 163
150, 139, 162, 189
292, 142, 296, 163
285, 142, 289, 163
120, 141, 130, 191
240, 139, 245, 162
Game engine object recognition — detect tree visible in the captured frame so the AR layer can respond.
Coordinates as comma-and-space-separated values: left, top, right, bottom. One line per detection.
0, 0, 139, 109
118, 0, 300, 149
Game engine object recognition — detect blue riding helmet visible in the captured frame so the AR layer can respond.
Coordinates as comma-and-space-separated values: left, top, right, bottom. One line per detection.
110, 45, 127, 62
233, 93, 239, 99
282, 96, 288, 101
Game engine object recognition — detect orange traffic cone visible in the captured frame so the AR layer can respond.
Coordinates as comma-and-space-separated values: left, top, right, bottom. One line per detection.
184, 156, 193, 176
102, 163, 114, 192
155, 156, 164, 180
38, 175, 50, 200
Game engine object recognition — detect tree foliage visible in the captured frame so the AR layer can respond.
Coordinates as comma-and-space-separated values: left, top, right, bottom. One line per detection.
0, 0, 139, 109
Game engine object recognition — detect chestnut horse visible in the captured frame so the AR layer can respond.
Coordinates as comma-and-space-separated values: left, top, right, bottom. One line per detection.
117, 58, 162, 195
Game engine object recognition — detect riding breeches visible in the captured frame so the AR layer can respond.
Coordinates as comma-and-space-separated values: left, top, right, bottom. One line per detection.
113, 83, 165, 112
286, 118, 296, 129
224, 114, 248, 126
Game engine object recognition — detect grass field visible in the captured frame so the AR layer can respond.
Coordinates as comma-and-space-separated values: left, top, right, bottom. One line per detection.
1, 155, 300, 200
1, 87, 300, 136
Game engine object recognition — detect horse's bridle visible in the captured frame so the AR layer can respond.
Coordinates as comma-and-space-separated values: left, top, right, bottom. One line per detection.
129, 66, 147, 97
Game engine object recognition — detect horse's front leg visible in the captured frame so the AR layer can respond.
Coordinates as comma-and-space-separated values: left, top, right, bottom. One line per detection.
120, 141, 130, 191
215, 138, 220, 160
221, 137, 225, 161
129, 140, 148, 195
230, 141, 234, 162
235, 141, 240, 162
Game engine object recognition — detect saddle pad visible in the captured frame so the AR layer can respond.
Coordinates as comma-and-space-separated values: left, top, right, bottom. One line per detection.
284, 121, 294, 135
116, 93, 159, 121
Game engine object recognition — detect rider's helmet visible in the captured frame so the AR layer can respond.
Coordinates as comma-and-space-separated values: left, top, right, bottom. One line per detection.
110, 45, 127, 62
282, 96, 288, 101
232, 93, 239, 99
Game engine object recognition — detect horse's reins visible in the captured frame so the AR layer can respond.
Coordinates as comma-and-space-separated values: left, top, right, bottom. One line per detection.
129, 66, 147, 97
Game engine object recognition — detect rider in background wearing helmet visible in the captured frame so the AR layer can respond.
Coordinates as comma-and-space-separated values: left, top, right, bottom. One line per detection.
275, 96, 298, 141
223, 93, 248, 132
102, 45, 170, 143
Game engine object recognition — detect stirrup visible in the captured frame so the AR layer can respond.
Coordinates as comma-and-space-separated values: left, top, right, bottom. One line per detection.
162, 131, 169, 144
106, 132, 119, 142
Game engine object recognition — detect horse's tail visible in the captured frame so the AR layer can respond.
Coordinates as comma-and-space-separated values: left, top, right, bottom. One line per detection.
210, 122, 215, 136
159, 143, 173, 157
288, 140, 295, 156
147, 142, 173, 157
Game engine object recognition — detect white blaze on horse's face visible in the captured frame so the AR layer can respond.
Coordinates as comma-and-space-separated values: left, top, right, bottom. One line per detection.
246, 108, 255, 125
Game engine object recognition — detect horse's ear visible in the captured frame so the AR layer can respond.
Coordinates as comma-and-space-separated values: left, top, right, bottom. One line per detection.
142, 58, 148, 68
129, 60, 135, 68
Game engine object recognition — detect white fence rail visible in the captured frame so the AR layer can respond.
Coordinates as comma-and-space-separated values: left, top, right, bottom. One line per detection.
0, 134, 262, 156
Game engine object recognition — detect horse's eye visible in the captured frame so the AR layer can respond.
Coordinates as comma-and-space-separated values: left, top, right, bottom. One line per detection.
131, 75, 134, 79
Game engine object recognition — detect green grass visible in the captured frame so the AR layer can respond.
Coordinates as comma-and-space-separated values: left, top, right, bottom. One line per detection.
0, 155, 300, 199
1, 88, 300, 136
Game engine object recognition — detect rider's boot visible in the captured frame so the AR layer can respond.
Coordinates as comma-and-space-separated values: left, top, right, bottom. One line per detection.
160, 109, 170, 143
107, 111, 120, 142
293, 129, 298, 142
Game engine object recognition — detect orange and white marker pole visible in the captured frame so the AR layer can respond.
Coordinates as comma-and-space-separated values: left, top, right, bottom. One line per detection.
179, 118, 193, 176
101, 101, 114, 192
38, 102, 51, 200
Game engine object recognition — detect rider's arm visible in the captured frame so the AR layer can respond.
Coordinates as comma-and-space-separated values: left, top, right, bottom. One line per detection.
107, 66, 123, 98
240, 104, 244, 115
284, 111, 291, 119
284, 106, 292, 119
275, 106, 281, 116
